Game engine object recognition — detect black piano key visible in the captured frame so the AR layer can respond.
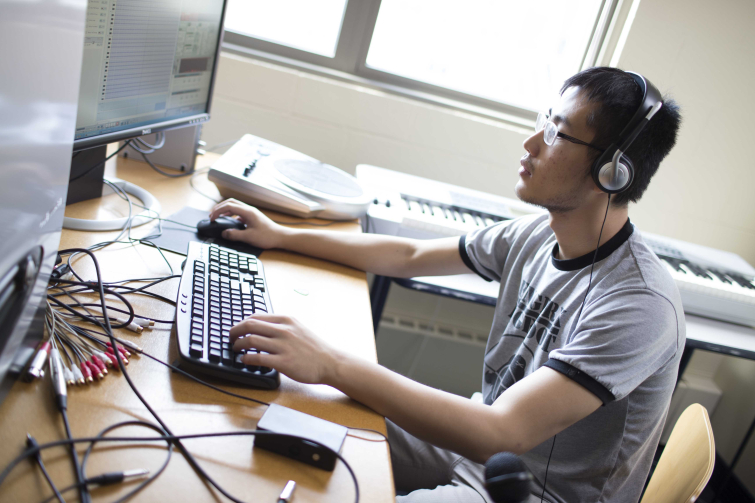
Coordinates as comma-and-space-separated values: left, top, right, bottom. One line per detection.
709, 269, 733, 285
729, 273, 755, 290
683, 261, 713, 280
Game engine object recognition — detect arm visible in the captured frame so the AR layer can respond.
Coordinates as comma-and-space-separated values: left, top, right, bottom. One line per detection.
208, 199, 470, 278
230, 314, 602, 464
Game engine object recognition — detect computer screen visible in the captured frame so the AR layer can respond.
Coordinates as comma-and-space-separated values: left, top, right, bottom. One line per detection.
74, 0, 226, 150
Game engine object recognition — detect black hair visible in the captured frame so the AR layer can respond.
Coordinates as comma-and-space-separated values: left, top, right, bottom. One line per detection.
560, 67, 682, 206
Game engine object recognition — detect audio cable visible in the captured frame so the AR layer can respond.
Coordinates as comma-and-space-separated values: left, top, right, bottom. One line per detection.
540, 193, 611, 503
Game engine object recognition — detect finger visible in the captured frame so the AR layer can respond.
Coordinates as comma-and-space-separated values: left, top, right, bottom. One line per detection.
221, 228, 244, 241
241, 351, 278, 368
209, 200, 246, 221
229, 318, 288, 341
232, 334, 282, 354
247, 313, 293, 324
209, 200, 236, 219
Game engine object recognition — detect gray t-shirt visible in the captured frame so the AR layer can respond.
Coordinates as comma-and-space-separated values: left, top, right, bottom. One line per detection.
461, 213, 685, 503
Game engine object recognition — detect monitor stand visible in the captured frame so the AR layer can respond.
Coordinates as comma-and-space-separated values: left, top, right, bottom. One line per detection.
64, 147, 161, 231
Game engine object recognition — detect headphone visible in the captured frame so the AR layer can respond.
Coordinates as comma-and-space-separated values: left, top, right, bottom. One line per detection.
591, 71, 664, 194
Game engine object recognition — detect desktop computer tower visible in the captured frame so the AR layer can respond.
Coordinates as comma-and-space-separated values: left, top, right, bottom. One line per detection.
0, 0, 87, 404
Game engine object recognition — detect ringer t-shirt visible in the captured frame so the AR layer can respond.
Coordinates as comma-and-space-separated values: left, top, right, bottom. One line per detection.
460, 213, 685, 503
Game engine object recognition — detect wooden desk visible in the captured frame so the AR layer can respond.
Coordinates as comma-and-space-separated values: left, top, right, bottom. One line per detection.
0, 152, 393, 502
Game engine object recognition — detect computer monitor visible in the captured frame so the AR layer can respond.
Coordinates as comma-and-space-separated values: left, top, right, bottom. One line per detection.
0, 0, 87, 405
69, 0, 227, 205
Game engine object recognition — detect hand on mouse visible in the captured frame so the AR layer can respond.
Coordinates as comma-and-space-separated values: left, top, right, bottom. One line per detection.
208, 199, 288, 249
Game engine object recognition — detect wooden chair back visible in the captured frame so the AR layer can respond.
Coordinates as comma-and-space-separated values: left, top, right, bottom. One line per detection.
641, 403, 715, 503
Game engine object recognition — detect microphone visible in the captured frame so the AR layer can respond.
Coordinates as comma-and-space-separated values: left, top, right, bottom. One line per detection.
485, 452, 533, 503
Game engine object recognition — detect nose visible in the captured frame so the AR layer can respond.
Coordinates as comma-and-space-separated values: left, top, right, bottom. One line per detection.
523, 129, 542, 157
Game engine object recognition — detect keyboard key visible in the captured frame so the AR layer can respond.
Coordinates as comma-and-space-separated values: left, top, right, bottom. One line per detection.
192, 308, 203, 319
191, 334, 203, 345
189, 344, 203, 358
222, 350, 233, 365
209, 350, 221, 363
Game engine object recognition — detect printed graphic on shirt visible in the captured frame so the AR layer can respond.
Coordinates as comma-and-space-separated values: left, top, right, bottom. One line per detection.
484, 280, 565, 404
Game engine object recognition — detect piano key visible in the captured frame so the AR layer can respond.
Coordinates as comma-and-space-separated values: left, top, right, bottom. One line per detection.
408, 200, 423, 214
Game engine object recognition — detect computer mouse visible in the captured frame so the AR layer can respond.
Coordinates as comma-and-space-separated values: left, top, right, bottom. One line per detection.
196, 216, 246, 239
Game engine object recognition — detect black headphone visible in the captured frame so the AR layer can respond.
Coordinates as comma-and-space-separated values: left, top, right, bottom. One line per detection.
591, 71, 664, 194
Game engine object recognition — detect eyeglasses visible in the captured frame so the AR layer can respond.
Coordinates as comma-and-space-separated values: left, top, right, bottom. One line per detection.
535, 111, 603, 152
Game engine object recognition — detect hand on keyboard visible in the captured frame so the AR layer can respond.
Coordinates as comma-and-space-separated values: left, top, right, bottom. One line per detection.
229, 313, 339, 385
209, 198, 287, 250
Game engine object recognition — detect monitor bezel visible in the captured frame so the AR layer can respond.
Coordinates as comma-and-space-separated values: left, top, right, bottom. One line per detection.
73, 0, 228, 153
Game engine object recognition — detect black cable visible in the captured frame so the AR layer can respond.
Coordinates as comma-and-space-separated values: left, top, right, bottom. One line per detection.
79, 421, 172, 503
47, 293, 134, 330
139, 350, 271, 407
139, 150, 193, 178
70, 141, 131, 183
26, 435, 65, 503
3, 431, 360, 503
540, 435, 556, 503
58, 303, 174, 325
61, 409, 89, 503
57, 248, 266, 503
573, 194, 612, 324
541, 194, 611, 503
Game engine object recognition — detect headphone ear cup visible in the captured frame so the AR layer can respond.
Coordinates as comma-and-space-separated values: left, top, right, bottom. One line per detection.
591, 144, 634, 193
596, 154, 633, 193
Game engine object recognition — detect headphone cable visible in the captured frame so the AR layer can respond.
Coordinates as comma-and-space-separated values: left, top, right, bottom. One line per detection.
541, 193, 611, 503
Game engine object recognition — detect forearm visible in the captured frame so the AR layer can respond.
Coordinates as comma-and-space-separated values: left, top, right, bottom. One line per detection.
278, 229, 465, 278
324, 353, 515, 463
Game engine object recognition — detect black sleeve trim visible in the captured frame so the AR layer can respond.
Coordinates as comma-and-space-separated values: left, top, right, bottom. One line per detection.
544, 359, 615, 405
458, 235, 493, 282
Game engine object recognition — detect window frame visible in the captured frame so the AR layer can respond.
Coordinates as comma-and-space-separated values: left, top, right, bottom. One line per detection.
221, 0, 635, 126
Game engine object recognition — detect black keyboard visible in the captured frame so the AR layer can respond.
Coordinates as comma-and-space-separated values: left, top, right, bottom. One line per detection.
175, 241, 280, 389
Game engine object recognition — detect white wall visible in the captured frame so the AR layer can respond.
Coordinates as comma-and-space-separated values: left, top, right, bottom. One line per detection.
203, 0, 755, 492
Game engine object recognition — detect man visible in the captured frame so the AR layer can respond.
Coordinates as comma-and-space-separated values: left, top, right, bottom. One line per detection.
209, 67, 683, 502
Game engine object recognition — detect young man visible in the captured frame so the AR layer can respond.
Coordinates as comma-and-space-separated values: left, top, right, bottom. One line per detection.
209, 67, 683, 502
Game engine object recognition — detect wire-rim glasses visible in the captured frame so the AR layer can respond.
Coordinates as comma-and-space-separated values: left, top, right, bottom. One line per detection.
535, 112, 603, 152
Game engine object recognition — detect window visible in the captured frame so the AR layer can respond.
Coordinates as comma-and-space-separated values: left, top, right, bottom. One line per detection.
224, 0, 348, 57
222, 0, 629, 119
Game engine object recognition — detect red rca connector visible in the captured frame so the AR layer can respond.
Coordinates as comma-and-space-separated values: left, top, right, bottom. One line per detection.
103, 351, 120, 370
80, 362, 93, 383
91, 356, 108, 375
86, 360, 103, 380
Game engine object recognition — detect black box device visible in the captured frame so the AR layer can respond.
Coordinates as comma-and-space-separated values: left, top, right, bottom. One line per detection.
254, 404, 348, 471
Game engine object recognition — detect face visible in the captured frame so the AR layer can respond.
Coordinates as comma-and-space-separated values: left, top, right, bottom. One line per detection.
516, 87, 599, 213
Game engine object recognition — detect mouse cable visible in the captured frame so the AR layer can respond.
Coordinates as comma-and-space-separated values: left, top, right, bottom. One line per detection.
3, 430, 360, 503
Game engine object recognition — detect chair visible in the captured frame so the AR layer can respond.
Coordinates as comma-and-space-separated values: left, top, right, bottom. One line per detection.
641, 403, 715, 503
